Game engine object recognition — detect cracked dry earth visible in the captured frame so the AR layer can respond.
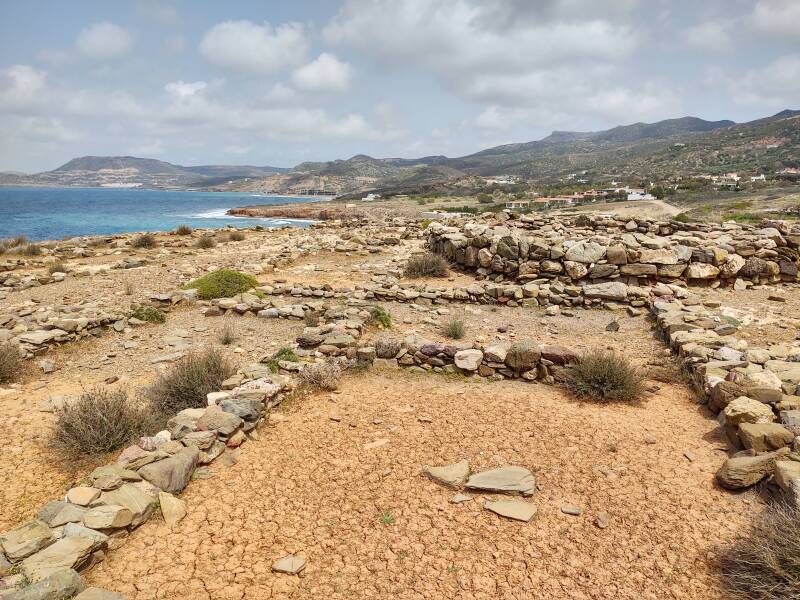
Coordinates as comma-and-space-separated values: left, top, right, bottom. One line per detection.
88, 371, 750, 600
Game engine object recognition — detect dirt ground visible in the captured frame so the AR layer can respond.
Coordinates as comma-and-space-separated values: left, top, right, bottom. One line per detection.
86, 370, 750, 600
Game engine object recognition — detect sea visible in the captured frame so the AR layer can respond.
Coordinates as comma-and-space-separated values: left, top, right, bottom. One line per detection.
0, 187, 325, 241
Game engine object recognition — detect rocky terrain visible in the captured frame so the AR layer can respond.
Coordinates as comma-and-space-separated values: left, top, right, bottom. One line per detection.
0, 206, 798, 599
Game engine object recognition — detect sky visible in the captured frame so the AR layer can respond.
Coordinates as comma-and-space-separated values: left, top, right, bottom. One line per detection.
0, 0, 798, 173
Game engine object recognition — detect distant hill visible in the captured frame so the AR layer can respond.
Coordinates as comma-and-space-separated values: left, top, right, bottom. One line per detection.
3, 156, 288, 189
3, 110, 798, 193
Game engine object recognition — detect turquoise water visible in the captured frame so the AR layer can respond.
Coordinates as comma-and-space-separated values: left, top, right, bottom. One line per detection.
0, 187, 323, 241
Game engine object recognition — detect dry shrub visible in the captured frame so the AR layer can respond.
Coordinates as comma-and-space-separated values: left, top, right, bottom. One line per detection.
227, 230, 246, 241
130, 305, 166, 324
0, 342, 22, 384
443, 317, 466, 340
304, 311, 320, 327
47, 261, 68, 274
720, 502, 800, 600
564, 350, 645, 403
145, 347, 234, 415
132, 233, 157, 249
19, 243, 41, 256
51, 389, 156, 456
195, 235, 216, 249
174, 224, 193, 235
300, 359, 345, 391
404, 253, 449, 278
218, 319, 237, 345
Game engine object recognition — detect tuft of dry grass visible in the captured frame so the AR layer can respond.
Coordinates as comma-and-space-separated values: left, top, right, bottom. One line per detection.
132, 233, 157, 249
443, 317, 466, 340
720, 502, 800, 600
195, 235, 217, 249
50, 388, 157, 456
564, 350, 645, 403
174, 224, 193, 235
145, 347, 234, 415
404, 252, 449, 278
0, 342, 22, 384
227, 230, 246, 241
47, 261, 68, 275
19, 243, 41, 256
304, 311, 320, 327
218, 319, 237, 345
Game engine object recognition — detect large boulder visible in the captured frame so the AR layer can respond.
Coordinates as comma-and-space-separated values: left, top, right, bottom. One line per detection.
137, 447, 199, 494
504, 341, 540, 374
4, 568, 85, 600
716, 448, 789, 489
723, 396, 776, 426
20, 538, 98, 582
454, 349, 483, 371
0, 520, 54, 561
738, 422, 794, 452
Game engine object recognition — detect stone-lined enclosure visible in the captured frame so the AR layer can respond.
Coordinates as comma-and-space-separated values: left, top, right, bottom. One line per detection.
427, 215, 800, 297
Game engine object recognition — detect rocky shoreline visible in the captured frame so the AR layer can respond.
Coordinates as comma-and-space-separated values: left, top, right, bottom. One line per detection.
226, 205, 352, 221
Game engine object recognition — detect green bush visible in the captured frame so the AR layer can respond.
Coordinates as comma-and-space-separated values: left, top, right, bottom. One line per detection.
0, 342, 22, 384
130, 306, 166, 324
132, 233, 157, 249
477, 193, 494, 204
145, 348, 234, 415
404, 253, 449, 278
51, 389, 157, 456
720, 502, 800, 600
264, 347, 299, 372
183, 269, 258, 300
564, 351, 645, 403
443, 317, 466, 340
369, 305, 392, 328
174, 225, 193, 235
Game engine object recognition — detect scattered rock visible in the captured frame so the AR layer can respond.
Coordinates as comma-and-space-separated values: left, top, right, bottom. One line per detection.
465, 466, 535, 496
272, 555, 307, 575
484, 499, 537, 522
422, 460, 470, 488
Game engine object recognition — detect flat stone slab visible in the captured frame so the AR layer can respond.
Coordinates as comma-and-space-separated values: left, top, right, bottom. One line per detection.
4, 568, 85, 599
21, 537, 97, 582
0, 519, 54, 561
158, 492, 187, 527
138, 447, 199, 494
465, 466, 535, 496
75, 588, 127, 600
272, 555, 307, 575
422, 460, 470, 488
484, 499, 537, 522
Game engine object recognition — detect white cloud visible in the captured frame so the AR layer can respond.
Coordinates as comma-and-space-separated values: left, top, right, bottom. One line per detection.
752, 0, 800, 40
165, 80, 207, 98
686, 21, 732, 52
200, 20, 308, 74
136, 0, 179, 24
718, 54, 800, 108
0, 65, 48, 113
322, 0, 656, 126
76, 22, 134, 61
291, 53, 353, 93
129, 139, 165, 155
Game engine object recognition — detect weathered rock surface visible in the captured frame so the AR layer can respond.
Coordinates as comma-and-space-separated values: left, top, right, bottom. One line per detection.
484, 499, 537, 522
137, 447, 199, 494
716, 448, 789, 489
465, 466, 535, 496
3, 568, 85, 600
422, 460, 470, 488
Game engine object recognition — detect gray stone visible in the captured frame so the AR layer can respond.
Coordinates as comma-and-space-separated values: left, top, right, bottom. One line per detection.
3, 568, 85, 600
272, 555, 307, 574
583, 282, 628, 301
454, 349, 483, 371
0, 520, 54, 561
561, 504, 582, 516
158, 492, 186, 527
137, 447, 199, 494
738, 423, 794, 452
565, 241, 605, 264
61, 524, 108, 546
422, 460, 470, 488
716, 448, 789, 489
21, 537, 98, 582
219, 397, 261, 421
484, 499, 537, 522
74, 588, 126, 600
466, 466, 535, 496
82, 506, 133, 530
98, 484, 157, 528
195, 406, 243, 436
37, 502, 87, 527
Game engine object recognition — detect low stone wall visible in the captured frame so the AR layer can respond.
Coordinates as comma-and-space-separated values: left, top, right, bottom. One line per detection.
0, 367, 291, 598
650, 298, 800, 499
426, 216, 800, 296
